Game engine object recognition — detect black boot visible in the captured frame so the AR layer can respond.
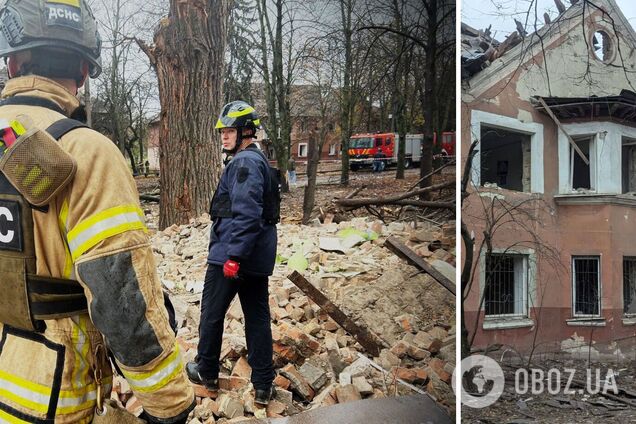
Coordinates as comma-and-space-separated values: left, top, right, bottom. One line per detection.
185, 362, 219, 391
254, 386, 276, 405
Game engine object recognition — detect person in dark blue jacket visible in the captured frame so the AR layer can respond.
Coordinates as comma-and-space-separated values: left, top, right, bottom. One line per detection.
186, 101, 278, 405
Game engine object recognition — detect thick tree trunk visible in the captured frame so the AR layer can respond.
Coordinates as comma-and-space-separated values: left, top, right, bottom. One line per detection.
148, 0, 230, 229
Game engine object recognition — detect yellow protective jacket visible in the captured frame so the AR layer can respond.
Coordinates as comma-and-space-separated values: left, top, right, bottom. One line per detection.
0, 76, 194, 423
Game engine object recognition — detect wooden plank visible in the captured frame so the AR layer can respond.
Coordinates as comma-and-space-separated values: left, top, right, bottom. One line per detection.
538, 97, 589, 165
384, 236, 455, 295
287, 271, 384, 357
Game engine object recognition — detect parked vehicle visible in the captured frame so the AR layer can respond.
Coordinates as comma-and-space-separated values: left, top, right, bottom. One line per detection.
434, 131, 456, 160
348, 131, 456, 171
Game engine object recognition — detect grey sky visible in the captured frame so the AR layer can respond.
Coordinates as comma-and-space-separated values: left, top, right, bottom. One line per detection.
462, 0, 636, 41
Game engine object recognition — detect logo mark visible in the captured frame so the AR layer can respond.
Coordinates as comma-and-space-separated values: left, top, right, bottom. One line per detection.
452, 355, 505, 408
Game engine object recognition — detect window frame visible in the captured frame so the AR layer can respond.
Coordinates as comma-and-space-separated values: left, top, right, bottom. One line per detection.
571, 256, 602, 318
569, 135, 597, 191
484, 253, 529, 319
298, 143, 308, 158
623, 256, 636, 317
470, 110, 544, 194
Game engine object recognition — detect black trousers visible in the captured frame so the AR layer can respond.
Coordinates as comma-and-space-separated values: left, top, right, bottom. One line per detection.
196, 265, 275, 390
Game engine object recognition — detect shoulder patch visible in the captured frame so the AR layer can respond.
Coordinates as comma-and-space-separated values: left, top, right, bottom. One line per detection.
238, 167, 250, 183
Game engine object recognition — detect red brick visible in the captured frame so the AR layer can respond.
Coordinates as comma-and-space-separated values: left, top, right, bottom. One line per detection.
407, 344, 431, 361
231, 356, 252, 379
218, 376, 249, 391
414, 368, 429, 385
273, 375, 291, 390
279, 364, 315, 401
428, 359, 450, 384
273, 342, 299, 363
193, 384, 218, 399
412, 332, 442, 354
390, 341, 410, 359
322, 320, 338, 332
392, 367, 417, 384
395, 315, 416, 333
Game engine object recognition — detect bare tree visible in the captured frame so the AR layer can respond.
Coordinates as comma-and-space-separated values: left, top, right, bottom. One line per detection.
300, 43, 338, 224
93, 0, 157, 175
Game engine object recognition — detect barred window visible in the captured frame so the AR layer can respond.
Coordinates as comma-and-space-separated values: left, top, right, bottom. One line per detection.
623, 257, 636, 315
572, 256, 600, 317
484, 254, 528, 317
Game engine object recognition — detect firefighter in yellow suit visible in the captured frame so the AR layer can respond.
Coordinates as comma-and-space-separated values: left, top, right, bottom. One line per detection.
0, 0, 195, 423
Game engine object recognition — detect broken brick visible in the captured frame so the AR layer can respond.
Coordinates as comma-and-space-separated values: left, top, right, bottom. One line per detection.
299, 362, 328, 391
412, 331, 442, 354
352, 376, 373, 396
335, 384, 362, 403
218, 376, 249, 391
414, 368, 429, 385
322, 320, 339, 332
428, 359, 450, 384
273, 342, 299, 363
304, 321, 322, 336
428, 326, 448, 341
193, 384, 218, 399
392, 367, 421, 384
193, 404, 213, 421
279, 364, 315, 401
394, 314, 418, 333
217, 393, 244, 419
407, 344, 431, 361
272, 307, 290, 321
390, 341, 410, 359
266, 400, 287, 417
273, 374, 291, 390
231, 356, 252, 379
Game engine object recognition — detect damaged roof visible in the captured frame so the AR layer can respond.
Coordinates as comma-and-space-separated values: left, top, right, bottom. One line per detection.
461, 0, 636, 81
532, 90, 636, 122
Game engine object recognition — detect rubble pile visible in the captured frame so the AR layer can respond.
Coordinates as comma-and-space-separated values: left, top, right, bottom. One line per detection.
140, 209, 456, 422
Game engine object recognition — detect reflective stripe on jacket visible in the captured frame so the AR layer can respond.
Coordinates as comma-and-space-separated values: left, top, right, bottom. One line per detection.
0, 76, 194, 423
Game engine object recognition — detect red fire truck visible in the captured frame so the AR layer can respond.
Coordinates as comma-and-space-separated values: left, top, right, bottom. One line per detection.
348, 131, 455, 170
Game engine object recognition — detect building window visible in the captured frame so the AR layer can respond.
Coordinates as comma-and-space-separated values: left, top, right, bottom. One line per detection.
572, 256, 601, 317
329, 144, 336, 156
624, 257, 636, 316
622, 138, 636, 193
570, 136, 595, 191
480, 126, 531, 192
592, 30, 613, 62
484, 253, 528, 317
298, 143, 308, 158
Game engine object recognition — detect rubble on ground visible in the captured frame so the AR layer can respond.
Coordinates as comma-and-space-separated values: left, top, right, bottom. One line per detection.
130, 207, 456, 421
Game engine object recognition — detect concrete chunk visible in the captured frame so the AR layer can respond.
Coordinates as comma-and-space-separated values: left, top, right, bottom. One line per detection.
299, 362, 328, 391
352, 376, 374, 396
217, 393, 244, 419
335, 384, 362, 403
